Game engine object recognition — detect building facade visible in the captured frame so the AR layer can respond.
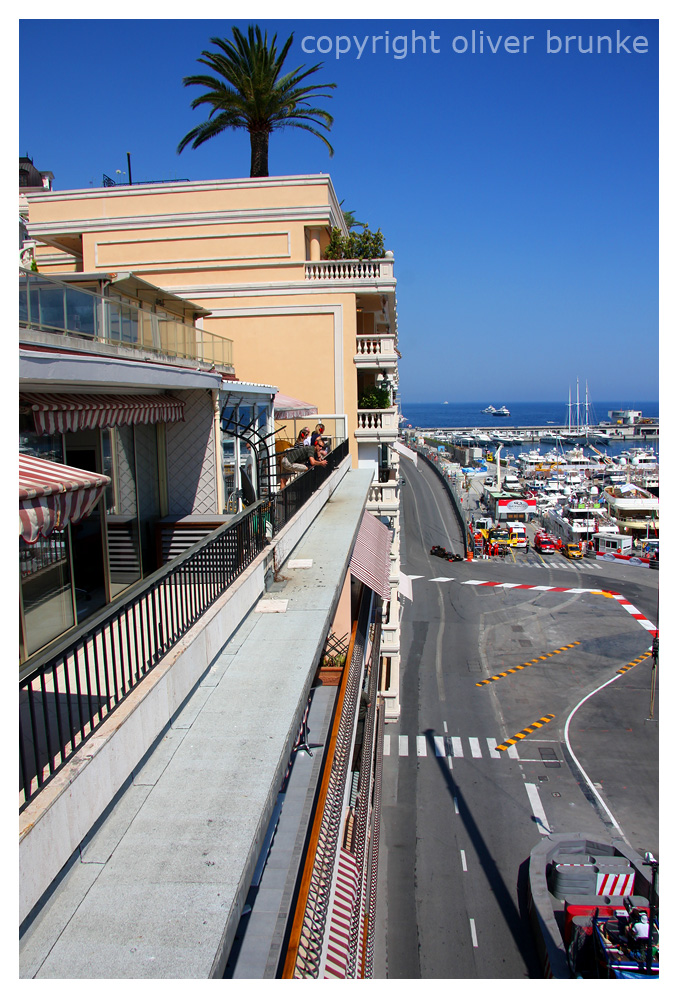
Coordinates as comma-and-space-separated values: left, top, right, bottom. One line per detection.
25, 174, 404, 719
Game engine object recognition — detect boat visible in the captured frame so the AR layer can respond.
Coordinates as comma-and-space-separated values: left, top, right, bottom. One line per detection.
482, 405, 497, 414
492, 405, 510, 417
528, 833, 658, 978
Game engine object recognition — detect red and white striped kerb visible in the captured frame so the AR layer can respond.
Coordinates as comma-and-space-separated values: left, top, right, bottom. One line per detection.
19, 453, 110, 544
21, 392, 185, 435
323, 848, 360, 979
350, 512, 392, 602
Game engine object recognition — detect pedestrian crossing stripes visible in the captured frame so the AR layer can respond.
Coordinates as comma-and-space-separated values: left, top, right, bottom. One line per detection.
475, 642, 581, 686
383, 734, 520, 760
495, 714, 556, 752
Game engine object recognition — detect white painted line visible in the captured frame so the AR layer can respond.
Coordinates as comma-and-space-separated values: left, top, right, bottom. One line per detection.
564, 674, 626, 834
454, 797, 459, 814
470, 918, 478, 947
498, 582, 522, 588
507, 745, 520, 759
399, 735, 409, 757
383, 734, 390, 756
525, 783, 551, 835
434, 736, 445, 757
469, 737, 482, 758
448, 756, 453, 770
486, 738, 501, 759
451, 737, 464, 758
443, 720, 448, 733
461, 850, 468, 871
408, 575, 424, 580
416, 735, 427, 757
430, 576, 455, 582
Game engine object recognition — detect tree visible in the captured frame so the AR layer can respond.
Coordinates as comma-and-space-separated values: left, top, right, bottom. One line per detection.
177, 26, 336, 177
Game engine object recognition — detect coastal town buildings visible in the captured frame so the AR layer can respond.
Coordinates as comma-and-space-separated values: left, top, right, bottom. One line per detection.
19, 167, 403, 978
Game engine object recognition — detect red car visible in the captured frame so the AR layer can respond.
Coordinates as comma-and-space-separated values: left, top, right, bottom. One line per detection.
535, 536, 555, 553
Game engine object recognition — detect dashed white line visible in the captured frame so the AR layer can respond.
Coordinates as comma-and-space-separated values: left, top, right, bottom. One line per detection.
470, 918, 478, 947
451, 737, 464, 757
434, 736, 446, 757
486, 738, 501, 759
460, 850, 468, 871
398, 735, 409, 757
454, 797, 459, 814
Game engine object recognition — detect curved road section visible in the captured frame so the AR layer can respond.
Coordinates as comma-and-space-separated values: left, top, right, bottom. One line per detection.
375, 454, 658, 979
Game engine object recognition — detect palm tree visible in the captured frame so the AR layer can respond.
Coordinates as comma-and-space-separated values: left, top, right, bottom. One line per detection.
177, 26, 336, 177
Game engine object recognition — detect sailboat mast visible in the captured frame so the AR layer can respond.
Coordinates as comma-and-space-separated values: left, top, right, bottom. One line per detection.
568, 385, 572, 434
576, 379, 580, 434
585, 381, 589, 441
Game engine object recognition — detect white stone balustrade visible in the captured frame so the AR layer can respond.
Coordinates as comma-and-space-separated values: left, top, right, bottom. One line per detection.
304, 257, 394, 282
354, 335, 398, 368
355, 407, 399, 437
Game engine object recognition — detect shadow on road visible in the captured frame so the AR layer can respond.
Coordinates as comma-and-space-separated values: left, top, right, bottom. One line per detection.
424, 728, 542, 978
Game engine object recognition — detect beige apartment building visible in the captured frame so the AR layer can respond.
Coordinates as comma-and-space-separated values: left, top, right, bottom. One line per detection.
25, 173, 404, 720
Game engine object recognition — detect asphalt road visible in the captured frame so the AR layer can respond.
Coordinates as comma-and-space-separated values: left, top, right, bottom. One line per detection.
374, 456, 659, 979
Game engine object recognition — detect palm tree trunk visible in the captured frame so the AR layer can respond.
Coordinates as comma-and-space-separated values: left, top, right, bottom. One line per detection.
249, 131, 269, 177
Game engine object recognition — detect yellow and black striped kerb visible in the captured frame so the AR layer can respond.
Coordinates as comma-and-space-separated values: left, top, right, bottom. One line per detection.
617, 650, 652, 674
476, 643, 580, 686
495, 714, 556, 752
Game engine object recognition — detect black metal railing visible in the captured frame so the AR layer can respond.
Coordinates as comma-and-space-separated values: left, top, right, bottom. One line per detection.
19, 440, 349, 810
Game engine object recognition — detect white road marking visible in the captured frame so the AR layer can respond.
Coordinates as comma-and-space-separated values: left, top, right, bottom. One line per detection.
470, 918, 478, 947
430, 576, 455, 582
443, 720, 448, 733
451, 737, 464, 758
399, 735, 409, 756
469, 737, 482, 758
434, 736, 445, 756
486, 738, 501, 758
383, 734, 390, 755
525, 782, 551, 835
507, 745, 520, 759
416, 735, 427, 757
454, 797, 459, 814
461, 850, 468, 871
448, 756, 453, 770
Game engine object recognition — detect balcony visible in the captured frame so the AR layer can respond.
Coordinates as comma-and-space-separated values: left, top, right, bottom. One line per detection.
355, 406, 399, 442
366, 476, 399, 516
19, 270, 234, 370
354, 334, 398, 369
304, 256, 394, 284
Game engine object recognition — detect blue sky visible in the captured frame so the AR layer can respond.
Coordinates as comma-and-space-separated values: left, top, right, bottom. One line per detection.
18, 9, 660, 404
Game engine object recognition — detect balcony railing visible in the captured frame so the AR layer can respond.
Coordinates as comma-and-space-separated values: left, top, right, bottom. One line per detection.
19, 269, 233, 368
19, 439, 349, 810
304, 258, 394, 282
354, 334, 398, 364
355, 407, 399, 434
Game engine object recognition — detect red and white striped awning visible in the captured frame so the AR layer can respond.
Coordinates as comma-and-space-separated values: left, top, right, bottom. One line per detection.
273, 392, 318, 420
19, 454, 111, 544
323, 848, 362, 979
20, 392, 185, 435
350, 512, 392, 602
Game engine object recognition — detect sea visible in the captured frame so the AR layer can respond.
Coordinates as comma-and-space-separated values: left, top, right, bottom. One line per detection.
400, 400, 659, 430
399, 400, 659, 463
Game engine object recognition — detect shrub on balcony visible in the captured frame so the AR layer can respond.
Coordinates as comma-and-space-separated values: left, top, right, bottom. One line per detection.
358, 386, 391, 409
324, 225, 386, 260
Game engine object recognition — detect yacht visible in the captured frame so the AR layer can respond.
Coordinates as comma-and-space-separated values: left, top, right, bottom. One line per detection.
482, 405, 497, 414
492, 405, 510, 417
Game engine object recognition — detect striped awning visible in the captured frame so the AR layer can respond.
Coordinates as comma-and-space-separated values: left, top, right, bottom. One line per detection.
323, 848, 362, 979
19, 454, 111, 544
273, 392, 318, 420
350, 512, 392, 601
20, 392, 185, 435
